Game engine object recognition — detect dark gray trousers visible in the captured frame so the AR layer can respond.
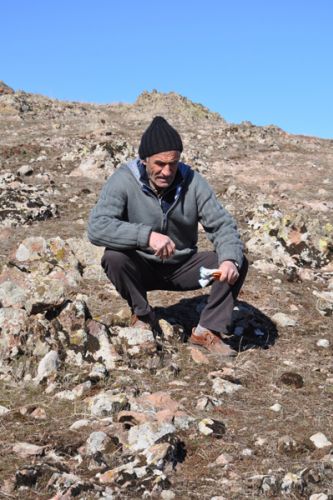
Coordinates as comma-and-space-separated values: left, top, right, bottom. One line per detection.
102, 250, 248, 333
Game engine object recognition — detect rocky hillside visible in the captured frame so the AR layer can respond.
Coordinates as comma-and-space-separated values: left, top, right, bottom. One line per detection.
0, 81, 332, 499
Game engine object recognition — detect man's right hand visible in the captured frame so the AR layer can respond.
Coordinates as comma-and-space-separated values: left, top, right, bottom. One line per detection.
148, 231, 176, 259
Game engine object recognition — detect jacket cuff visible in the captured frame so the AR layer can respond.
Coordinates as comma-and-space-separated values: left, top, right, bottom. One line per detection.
137, 226, 152, 249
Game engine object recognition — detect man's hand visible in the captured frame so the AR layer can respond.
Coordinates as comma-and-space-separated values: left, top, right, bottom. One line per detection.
217, 260, 239, 285
149, 231, 176, 259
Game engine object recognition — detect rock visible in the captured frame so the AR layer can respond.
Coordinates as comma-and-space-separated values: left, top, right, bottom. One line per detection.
158, 319, 174, 338
117, 326, 155, 345
0, 308, 28, 347
17, 165, 33, 176
316, 338, 330, 348
270, 403, 282, 412
277, 435, 300, 455
272, 312, 297, 327
241, 448, 253, 456
19, 405, 46, 419
86, 319, 121, 369
279, 372, 304, 388
212, 377, 242, 395
309, 432, 332, 449
86, 431, 110, 455
196, 396, 222, 411
89, 392, 129, 417
138, 391, 180, 413
0, 405, 10, 415
128, 421, 176, 452
143, 442, 171, 466
215, 453, 233, 466
160, 490, 176, 500
70, 419, 91, 430
280, 472, 303, 494
198, 418, 226, 438
309, 494, 329, 500
189, 346, 209, 364
0, 81, 14, 94
0, 280, 28, 308
15, 236, 47, 261
34, 350, 60, 383
12, 442, 45, 458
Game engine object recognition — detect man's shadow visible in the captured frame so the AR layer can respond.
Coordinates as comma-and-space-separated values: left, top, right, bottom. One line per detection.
155, 295, 278, 351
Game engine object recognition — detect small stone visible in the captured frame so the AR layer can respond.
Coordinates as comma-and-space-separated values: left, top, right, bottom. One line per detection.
309, 432, 332, 449
35, 350, 60, 383
12, 442, 45, 458
241, 448, 253, 456
280, 472, 303, 493
160, 491, 176, 500
128, 422, 176, 452
212, 377, 242, 395
86, 431, 110, 455
189, 347, 209, 364
272, 312, 297, 327
117, 326, 155, 345
0, 405, 10, 415
270, 403, 282, 412
89, 392, 129, 417
17, 165, 33, 176
316, 339, 330, 348
309, 494, 328, 500
255, 437, 267, 446
279, 372, 304, 388
70, 419, 91, 430
143, 442, 171, 465
198, 418, 226, 438
196, 396, 221, 411
215, 452, 233, 465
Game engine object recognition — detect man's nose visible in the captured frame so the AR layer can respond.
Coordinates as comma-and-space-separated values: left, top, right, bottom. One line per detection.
163, 164, 174, 175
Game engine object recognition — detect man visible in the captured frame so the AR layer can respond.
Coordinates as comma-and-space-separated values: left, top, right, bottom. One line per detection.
88, 116, 248, 356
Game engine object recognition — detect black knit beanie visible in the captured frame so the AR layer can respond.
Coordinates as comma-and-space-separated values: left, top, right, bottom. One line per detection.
139, 116, 183, 159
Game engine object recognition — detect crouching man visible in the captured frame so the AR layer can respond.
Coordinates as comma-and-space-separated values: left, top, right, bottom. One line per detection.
88, 116, 248, 356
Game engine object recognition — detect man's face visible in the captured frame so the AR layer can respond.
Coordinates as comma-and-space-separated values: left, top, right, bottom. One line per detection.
144, 150, 180, 190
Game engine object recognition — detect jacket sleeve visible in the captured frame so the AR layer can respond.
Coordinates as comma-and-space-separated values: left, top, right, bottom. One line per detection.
195, 174, 244, 267
87, 174, 152, 250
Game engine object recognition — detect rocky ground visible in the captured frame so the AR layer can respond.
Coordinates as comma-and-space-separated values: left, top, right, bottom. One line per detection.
0, 80, 332, 499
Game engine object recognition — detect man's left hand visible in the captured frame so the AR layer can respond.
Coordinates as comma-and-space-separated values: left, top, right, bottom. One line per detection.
217, 260, 239, 285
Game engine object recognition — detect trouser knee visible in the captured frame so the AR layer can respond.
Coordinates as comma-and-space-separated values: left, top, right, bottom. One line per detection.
101, 249, 133, 280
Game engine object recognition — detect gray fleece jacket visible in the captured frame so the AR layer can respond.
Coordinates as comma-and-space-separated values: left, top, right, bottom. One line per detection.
88, 159, 244, 267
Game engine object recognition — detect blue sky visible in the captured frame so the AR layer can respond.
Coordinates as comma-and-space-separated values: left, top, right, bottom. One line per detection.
2, 0, 332, 138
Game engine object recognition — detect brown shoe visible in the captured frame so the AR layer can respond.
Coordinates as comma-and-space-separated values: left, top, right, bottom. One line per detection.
189, 329, 237, 357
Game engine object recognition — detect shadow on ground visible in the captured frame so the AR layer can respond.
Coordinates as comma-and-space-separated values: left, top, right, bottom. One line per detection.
155, 296, 278, 352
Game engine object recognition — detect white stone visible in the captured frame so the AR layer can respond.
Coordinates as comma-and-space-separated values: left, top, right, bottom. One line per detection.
309, 494, 328, 500
12, 442, 45, 457
309, 432, 332, 449
17, 164, 33, 176
270, 403, 282, 412
128, 422, 176, 452
89, 392, 128, 417
241, 448, 253, 456
281, 472, 303, 493
117, 327, 154, 346
86, 431, 109, 455
212, 378, 242, 395
272, 312, 297, 327
0, 405, 10, 415
160, 491, 176, 500
70, 419, 91, 430
35, 350, 59, 383
316, 339, 330, 348
55, 390, 76, 401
